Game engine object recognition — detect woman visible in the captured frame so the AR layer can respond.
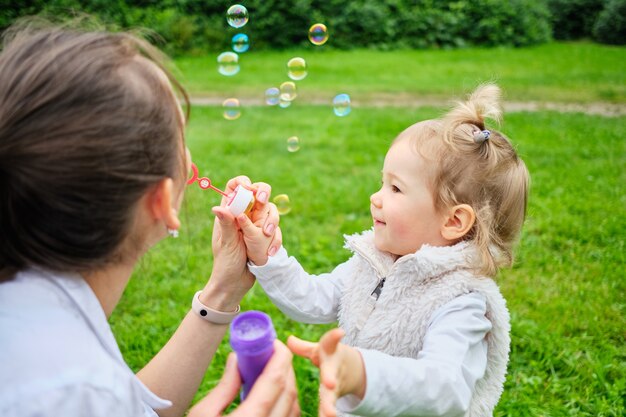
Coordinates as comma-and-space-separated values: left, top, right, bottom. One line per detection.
0, 21, 297, 417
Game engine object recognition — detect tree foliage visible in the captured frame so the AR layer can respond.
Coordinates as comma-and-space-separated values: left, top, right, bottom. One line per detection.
0, 0, 623, 55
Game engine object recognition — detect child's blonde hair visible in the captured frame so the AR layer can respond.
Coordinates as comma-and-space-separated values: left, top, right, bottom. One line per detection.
399, 84, 529, 276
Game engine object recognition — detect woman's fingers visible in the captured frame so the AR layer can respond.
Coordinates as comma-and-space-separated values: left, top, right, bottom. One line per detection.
211, 206, 241, 250
288, 366, 302, 417
225, 175, 252, 193
220, 175, 253, 206
234, 341, 294, 417
268, 364, 300, 417
188, 353, 241, 417
252, 181, 272, 206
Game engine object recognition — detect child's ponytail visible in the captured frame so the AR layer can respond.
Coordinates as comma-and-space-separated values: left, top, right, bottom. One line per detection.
444, 83, 503, 133
428, 83, 529, 277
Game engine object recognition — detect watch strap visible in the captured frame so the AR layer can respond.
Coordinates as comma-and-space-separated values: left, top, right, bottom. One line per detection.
191, 290, 240, 324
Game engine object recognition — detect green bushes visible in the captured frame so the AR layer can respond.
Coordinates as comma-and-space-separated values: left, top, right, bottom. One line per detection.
547, 0, 605, 40
1, 0, 624, 55
547, 0, 626, 44
593, 0, 626, 44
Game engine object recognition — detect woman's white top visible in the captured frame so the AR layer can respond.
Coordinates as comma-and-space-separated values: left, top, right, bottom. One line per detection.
250, 247, 492, 416
0, 268, 171, 417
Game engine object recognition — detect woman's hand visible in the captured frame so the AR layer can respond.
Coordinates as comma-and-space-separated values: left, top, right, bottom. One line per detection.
287, 329, 366, 417
188, 340, 300, 417
203, 176, 279, 309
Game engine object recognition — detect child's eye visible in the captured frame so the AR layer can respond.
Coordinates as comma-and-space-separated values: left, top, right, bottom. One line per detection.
392, 185, 401, 193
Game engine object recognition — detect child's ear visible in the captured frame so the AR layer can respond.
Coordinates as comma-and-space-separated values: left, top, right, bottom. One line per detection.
441, 204, 475, 241
147, 178, 180, 231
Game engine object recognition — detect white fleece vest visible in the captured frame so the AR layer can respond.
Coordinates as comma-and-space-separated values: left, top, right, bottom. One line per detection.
337, 230, 510, 417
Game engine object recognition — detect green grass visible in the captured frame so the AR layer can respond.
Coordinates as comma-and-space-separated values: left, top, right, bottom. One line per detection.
111, 42, 626, 415
111, 101, 625, 416
174, 42, 626, 103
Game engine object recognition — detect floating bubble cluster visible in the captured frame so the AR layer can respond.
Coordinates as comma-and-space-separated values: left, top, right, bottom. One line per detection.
226, 4, 249, 28
287, 136, 300, 152
308, 23, 329, 46
215, 11, 351, 219
232, 33, 249, 53
287, 57, 307, 81
333, 93, 351, 117
280, 81, 297, 101
222, 98, 241, 120
217, 52, 240, 76
265, 87, 280, 106
273, 194, 292, 215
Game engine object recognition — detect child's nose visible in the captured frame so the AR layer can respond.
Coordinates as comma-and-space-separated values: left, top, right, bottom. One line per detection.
370, 191, 382, 207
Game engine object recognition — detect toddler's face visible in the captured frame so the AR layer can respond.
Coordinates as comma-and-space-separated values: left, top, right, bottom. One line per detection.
370, 138, 448, 257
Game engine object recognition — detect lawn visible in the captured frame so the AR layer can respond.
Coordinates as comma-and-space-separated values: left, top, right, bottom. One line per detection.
174, 42, 626, 103
111, 43, 625, 416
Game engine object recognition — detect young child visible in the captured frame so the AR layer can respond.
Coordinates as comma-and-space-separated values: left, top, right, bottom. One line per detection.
237, 84, 529, 416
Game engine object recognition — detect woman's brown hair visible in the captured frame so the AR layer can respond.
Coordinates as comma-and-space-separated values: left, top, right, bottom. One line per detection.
0, 20, 190, 280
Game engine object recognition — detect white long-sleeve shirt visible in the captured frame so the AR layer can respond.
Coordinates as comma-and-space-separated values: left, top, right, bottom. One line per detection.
250, 247, 492, 416
0, 268, 171, 417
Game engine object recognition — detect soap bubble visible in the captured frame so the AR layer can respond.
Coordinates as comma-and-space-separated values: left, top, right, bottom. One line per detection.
278, 98, 291, 108
287, 57, 307, 81
280, 81, 297, 101
222, 98, 241, 120
273, 194, 292, 215
232, 33, 249, 53
333, 93, 351, 117
217, 52, 239, 76
265, 87, 280, 106
226, 4, 248, 28
287, 136, 300, 152
308, 23, 329, 45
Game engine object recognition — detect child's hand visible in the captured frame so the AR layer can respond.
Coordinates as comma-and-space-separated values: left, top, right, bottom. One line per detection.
234, 181, 282, 266
236, 206, 282, 266
287, 329, 366, 417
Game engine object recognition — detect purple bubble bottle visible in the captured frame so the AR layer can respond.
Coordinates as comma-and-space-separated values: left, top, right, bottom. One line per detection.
229, 310, 276, 400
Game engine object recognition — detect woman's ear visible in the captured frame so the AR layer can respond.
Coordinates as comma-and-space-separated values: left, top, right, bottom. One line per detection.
147, 178, 180, 231
441, 204, 475, 241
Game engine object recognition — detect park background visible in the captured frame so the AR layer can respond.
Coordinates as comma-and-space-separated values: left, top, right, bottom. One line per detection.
2, 1, 624, 416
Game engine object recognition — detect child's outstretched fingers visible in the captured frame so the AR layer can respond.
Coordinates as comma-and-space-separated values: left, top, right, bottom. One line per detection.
318, 328, 345, 390
319, 385, 338, 417
287, 335, 321, 366
319, 328, 345, 355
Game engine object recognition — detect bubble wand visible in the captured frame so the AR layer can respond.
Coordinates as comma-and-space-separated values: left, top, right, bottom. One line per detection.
187, 163, 255, 216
